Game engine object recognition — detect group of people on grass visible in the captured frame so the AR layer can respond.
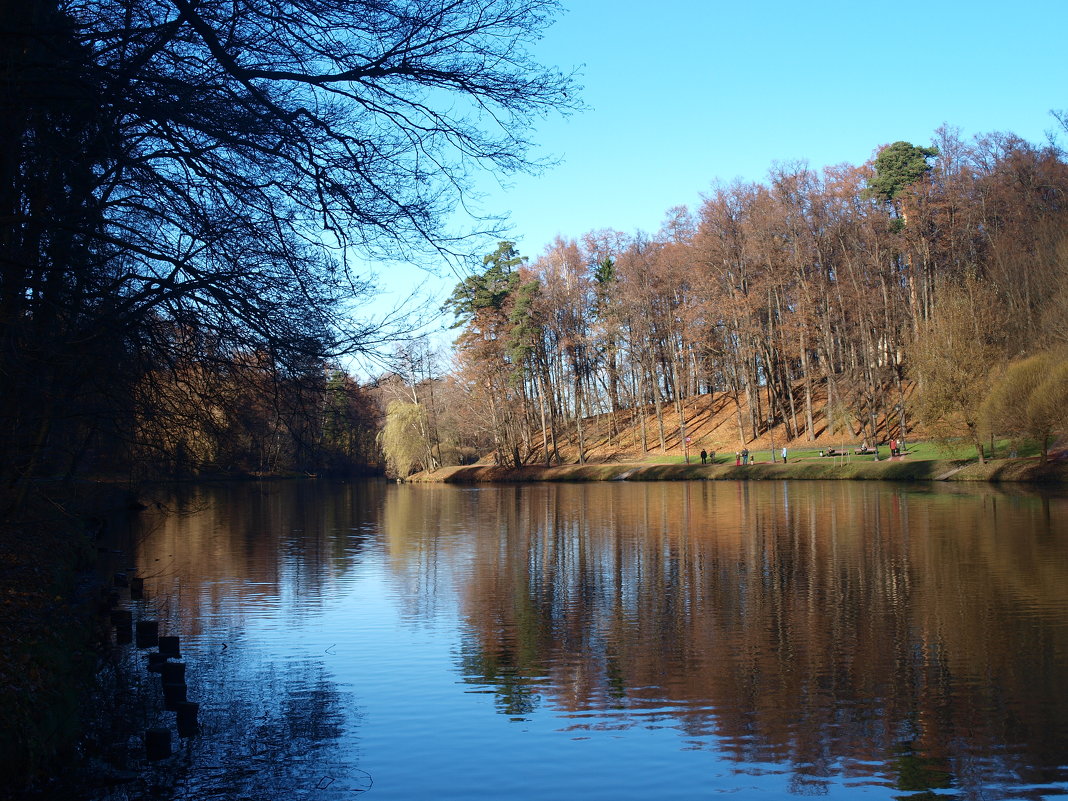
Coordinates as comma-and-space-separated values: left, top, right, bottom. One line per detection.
695, 440, 907, 465
818, 439, 905, 458
724, 447, 788, 465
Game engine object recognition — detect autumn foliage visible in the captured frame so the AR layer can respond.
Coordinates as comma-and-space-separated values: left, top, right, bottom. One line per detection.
439, 128, 1068, 466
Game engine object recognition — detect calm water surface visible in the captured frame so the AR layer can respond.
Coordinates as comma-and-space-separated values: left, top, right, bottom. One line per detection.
125, 480, 1068, 800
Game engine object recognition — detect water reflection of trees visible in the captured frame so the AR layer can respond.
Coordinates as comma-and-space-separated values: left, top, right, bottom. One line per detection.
384, 482, 1068, 798
136, 481, 386, 636
94, 650, 370, 801
158, 658, 371, 801
126, 481, 384, 800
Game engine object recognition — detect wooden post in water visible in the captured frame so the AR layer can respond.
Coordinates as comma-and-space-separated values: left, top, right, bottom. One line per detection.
135, 620, 158, 648
163, 681, 187, 710
110, 609, 133, 644
176, 702, 200, 737
145, 728, 171, 760
130, 576, 144, 600
158, 635, 180, 658
110, 608, 132, 626
146, 652, 169, 672
159, 662, 186, 684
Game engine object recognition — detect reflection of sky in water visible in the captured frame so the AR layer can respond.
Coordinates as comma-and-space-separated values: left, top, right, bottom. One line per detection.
323, 558, 764, 800
123, 480, 1068, 801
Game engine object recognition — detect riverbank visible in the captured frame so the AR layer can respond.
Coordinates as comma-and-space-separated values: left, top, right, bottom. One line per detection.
411, 455, 1068, 485
0, 484, 138, 798
0, 527, 99, 796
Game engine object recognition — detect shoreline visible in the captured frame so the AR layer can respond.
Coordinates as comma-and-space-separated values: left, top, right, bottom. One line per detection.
410, 456, 1068, 485
0, 485, 140, 797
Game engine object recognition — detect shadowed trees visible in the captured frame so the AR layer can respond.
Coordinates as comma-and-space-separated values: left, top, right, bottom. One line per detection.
1, 0, 577, 502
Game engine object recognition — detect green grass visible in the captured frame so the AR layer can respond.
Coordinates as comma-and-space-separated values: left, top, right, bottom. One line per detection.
640, 438, 1048, 465
421, 438, 1068, 486
644, 443, 930, 465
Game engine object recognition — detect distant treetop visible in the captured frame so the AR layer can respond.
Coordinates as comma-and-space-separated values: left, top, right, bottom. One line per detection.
866, 141, 940, 202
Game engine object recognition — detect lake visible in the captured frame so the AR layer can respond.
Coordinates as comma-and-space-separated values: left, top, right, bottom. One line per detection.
118, 479, 1068, 800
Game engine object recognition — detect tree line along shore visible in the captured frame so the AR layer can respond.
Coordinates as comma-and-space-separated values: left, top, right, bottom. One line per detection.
399, 378, 1067, 486
382, 136, 1068, 479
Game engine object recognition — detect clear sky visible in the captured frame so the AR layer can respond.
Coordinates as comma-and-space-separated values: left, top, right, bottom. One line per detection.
368, 0, 1067, 349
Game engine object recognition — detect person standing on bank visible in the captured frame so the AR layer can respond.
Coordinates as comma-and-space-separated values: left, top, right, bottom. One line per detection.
782, 446, 787, 463
700, 449, 707, 465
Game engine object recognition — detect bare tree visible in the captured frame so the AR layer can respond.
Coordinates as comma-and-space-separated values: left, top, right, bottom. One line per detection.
1, 0, 578, 500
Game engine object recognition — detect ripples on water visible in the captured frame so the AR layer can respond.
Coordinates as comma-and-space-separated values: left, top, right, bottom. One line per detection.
101, 480, 1068, 800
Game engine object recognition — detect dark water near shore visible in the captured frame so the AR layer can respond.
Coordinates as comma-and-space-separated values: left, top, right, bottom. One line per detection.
118, 479, 1068, 800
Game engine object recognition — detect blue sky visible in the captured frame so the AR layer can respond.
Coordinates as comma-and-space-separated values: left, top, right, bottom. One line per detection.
368, 0, 1067, 347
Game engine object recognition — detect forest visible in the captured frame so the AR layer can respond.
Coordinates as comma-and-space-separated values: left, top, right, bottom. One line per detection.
383, 126, 1068, 475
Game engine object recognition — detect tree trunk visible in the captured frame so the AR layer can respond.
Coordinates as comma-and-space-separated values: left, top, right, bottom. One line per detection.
969, 423, 986, 464
535, 371, 551, 466
671, 360, 688, 463
654, 385, 667, 453
733, 389, 746, 446
574, 372, 586, 464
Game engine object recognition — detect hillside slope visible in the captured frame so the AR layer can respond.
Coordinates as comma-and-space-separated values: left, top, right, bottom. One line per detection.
514, 381, 919, 465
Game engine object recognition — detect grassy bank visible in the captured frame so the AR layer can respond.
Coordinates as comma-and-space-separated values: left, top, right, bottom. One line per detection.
412, 455, 1068, 485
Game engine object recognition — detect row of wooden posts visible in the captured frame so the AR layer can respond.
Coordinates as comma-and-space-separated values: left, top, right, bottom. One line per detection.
108, 571, 198, 761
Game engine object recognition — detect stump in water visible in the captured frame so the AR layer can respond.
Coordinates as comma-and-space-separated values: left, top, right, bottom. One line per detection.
110, 608, 132, 626
111, 609, 133, 644
176, 702, 200, 737
158, 635, 180, 658
159, 661, 186, 684
135, 620, 158, 648
130, 576, 144, 600
147, 652, 169, 672
145, 728, 171, 760
163, 681, 187, 710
